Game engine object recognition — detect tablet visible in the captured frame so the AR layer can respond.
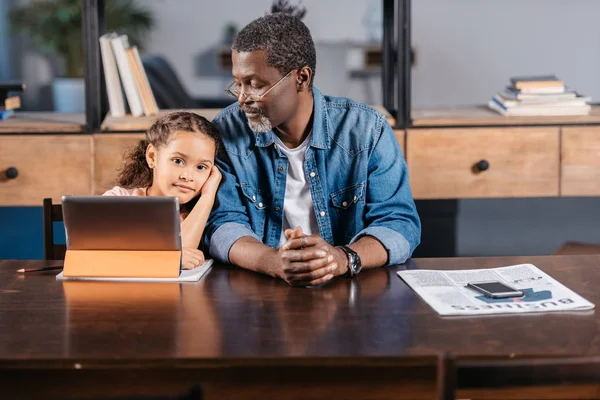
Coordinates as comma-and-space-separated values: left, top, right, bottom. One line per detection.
62, 196, 181, 251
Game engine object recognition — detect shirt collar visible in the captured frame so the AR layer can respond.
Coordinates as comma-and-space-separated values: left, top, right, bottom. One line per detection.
253, 86, 329, 150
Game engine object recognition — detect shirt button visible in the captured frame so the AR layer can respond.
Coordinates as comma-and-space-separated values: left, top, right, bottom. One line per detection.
319, 211, 325, 217
258, 202, 264, 208
252, 195, 256, 201
275, 206, 281, 211
353, 196, 358, 201
342, 201, 348, 207
309, 172, 316, 178
278, 166, 284, 172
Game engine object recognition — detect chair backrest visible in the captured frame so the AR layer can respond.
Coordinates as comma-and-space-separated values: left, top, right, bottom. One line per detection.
141, 55, 198, 109
438, 354, 600, 400
43, 198, 66, 260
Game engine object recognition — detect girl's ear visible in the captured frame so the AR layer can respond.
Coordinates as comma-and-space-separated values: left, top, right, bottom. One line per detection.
146, 144, 157, 169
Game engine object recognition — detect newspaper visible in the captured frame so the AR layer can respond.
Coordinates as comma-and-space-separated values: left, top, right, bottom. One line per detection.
397, 263, 594, 316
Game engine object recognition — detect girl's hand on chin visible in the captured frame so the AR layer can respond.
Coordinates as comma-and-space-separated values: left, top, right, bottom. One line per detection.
201, 166, 222, 196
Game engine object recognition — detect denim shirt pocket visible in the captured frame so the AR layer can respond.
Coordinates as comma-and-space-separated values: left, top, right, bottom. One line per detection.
240, 184, 268, 240
330, 183, 365, 242
330, 183, 365, 210
240, 184, 268, 210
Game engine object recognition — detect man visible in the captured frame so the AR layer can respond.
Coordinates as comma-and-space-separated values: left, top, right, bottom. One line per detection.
206, 12, 420, 287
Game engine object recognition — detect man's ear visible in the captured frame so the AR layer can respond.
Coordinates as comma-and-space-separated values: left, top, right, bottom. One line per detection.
296, 66, 312, 92
146, 144, 157, 169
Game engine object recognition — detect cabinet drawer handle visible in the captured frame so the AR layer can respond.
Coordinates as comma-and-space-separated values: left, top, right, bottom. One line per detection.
473, 160, 489, 173
5, 167, 18, 179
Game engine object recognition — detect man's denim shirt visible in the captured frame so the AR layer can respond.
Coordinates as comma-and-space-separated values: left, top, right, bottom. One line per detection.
206, 87, 421, 266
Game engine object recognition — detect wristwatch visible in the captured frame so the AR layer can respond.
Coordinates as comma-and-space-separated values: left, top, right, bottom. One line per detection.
338, 245, 362, 278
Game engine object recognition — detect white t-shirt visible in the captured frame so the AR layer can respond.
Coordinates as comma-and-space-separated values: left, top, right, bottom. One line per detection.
274, 134, 320, 246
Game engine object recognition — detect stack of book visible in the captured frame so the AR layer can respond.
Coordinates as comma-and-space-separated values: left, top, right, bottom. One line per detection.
99, 32, 158, 118
488, 75, 591, 117
0, 81, 25, 120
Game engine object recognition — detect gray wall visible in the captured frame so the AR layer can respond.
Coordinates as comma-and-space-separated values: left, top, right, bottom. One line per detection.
141, 0, 379, 99
0, 0, 12, 80
412, 0, 600, 108
141, 0, 600, 106
8, 0, 600, 256
411, 0, 600, 256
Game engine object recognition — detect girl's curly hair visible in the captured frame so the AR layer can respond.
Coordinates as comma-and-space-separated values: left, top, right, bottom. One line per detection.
117, 111, 221, 189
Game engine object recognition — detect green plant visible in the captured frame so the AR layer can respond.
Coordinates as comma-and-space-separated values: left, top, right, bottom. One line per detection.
270, 0, 306, 19
10, 0, 154, 78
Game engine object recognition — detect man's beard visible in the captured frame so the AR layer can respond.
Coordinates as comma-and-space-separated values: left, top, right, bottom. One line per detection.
243, 106, 273, 133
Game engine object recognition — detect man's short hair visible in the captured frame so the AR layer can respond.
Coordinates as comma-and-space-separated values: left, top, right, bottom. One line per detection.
232, 13, 316, 87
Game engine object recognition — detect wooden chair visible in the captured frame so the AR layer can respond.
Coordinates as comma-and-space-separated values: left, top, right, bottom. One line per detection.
438, 354, 600, 400
554, 241, 600, 255
43, 198, 66, 260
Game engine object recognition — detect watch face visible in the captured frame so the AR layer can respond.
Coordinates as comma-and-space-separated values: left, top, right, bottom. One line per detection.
341, 246, 361, 277
347, 254, 356, 275
349, 252, 361, 275
353, 259, 362, 274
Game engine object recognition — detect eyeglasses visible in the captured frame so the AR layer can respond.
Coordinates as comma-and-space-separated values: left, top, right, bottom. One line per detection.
224, 69, 294, 102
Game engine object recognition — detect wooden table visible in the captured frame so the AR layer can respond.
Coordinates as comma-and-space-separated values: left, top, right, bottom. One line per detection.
1, 255, 600, 399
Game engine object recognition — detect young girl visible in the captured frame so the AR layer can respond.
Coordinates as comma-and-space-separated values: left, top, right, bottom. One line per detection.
104, 111, 222, 270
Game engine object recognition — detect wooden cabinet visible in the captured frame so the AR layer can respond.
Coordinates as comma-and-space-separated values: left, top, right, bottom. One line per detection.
93, 133, 145, 194
94, 131, 406, 195
0, 135, 92, 205
406, 127, 560, 199
393, 129, 405, 155
3, 120, 600, 205
561, 127, 600, 196
0, 130, 405, 206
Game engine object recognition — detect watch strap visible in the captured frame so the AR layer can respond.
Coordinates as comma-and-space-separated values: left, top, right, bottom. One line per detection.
338, 245, 359, 277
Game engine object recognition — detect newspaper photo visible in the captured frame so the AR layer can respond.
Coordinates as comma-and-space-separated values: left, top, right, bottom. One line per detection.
397, 264, 594, 316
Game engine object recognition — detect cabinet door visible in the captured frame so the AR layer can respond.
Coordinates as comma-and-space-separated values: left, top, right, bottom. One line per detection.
561, 127, 600, 196
406, 127, 560, 199
93, 133, 145, 194
0, 135, 92, 205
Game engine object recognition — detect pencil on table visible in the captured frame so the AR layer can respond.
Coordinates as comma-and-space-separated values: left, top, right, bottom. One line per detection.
17, 266, 63, 273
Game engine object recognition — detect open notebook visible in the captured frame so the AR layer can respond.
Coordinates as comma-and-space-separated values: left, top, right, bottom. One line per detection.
56, 259, 213, 283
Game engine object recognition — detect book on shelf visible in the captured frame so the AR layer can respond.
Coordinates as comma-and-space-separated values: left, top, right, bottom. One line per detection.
0, 81, 24, 119
99, 32, 159, 118
501, 86, 577, 101
493, 94, 591, 108
3, 96, 21, 111
110, 34, 144, 117
0, 81, 26, 93
0, 109, 15, 120
510, 75, 564, 94
510, 75, 563, 88
489, 75, 592, 117
99, 33, 126, 117
488, 97, 591, 117
518, 86, 565, 94
126, 46, 159, 116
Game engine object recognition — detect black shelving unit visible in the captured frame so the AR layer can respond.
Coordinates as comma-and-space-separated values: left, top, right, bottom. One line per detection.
382, 0, 455, 258
382, 0, 411, 129
82, 0, 105, 133
81, 0, 411, 132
